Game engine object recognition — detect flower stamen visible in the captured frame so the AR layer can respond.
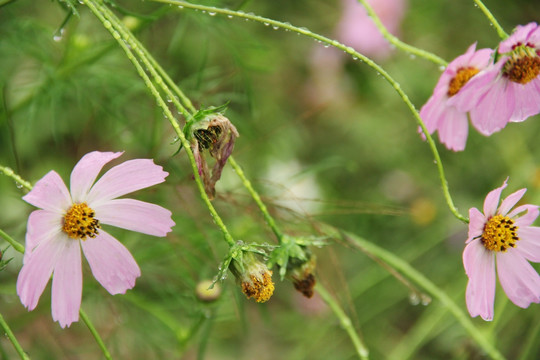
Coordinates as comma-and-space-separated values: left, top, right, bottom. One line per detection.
241, 271, 275, 303
63, 203, 100, 240
504, 46, 540, 84
447, 67, 480, 96
481, 214, 519, 252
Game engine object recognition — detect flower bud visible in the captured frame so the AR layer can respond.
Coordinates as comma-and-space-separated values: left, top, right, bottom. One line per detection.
196, 280, 222, 302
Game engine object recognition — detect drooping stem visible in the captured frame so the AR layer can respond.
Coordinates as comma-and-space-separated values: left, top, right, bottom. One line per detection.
355, 0, 447, 66
0, 312, 30, 360
472, 0, 508, 39
152, 0, 468, 224
83, 0, 236, 247
0, 165, 32, 191
330, 227, 506, 360
315, 282, 370, 360
0, 228, 25, 254
227, 156, 283, 241
79, 310, 113, 360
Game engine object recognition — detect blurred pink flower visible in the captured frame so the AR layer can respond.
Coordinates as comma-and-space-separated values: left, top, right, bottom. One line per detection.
17, 151, 175, 328
450, 22, 540, 135
419, 43, 493, 151
336, 0, 407, 59
464, 178, 540, 321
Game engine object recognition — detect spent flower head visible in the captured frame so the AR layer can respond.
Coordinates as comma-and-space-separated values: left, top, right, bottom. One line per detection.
450, 22, 540, 135
464, 178, 540, 320
17, 151, 175, 328
419, 43, 493, 151
184, 105, 239, 200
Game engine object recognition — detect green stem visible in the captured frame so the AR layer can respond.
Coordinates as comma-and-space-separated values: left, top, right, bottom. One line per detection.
333, 228, 505, 360
153, 0, 468, 224
315, 282, 369, 360
472, 0, 508, 39
0, 313, 30, 360
0, 228, 25, 254
227, 156, 283, 241
0, 165, 32, 191
79, 309, 112, 360
355, 0, 447, 66
83, 0, 235, 247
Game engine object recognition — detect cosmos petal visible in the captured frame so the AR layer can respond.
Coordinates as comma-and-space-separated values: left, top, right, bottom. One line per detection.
483, 179, 507, 218
51, 240, 82, 328
81, 230, 141, 295
463, 240, 496, 321
497, 250, 540, 308
498, 188, 527, 216
70, 151, 123, 203
94, 198, 175, 237
22, 171, 71, 213
24, 210, 63, 263
467, 207, 486, 243
516, 226, 540, 262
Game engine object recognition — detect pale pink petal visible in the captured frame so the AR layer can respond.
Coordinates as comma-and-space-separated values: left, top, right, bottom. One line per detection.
448, 64, 500, 112
499, 22, 539, 53
70, 151, 123, 203
81, 230, 141, 295
498, 188, 527, 216
51, 240, 82, 328
483, 179, 507, 217
468, 48, 494, 69
17, 234, 69, 311
469, 78, 514, 136
467, 207, 486, 243
526, 24, 540, 47
511, 205, 539, 227
86, 159, 168, 205
93, 198, 174, 237
24, 210, 63, 263
463, 240, 496, 320
496, 250, 540, 308
508, 80, 540, 122
516, 226, 540, 262
436, 106, 468, 151
22, 171, 71, 213
419, 95, 445, 135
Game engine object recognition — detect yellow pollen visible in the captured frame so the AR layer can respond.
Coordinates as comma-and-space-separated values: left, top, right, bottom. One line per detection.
447, 67, 480, 97
62, 202, 100, 240
241, 271, 274, 303
481, 214, 519, 252
504, 55, 540, 84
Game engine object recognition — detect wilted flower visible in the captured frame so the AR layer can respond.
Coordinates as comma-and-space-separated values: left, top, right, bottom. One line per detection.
464, 178, 540, 320
419, 43, 493, 151
17, 151, 175, 328
230, 251, 274, 303
190, 113, 239, 200
288, 253, 317, 298
450, 22, 540, 135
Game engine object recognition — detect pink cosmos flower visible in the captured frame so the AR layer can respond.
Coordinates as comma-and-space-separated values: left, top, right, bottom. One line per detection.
464, 179, 540, 321
17, 151, 175, 328
450, 22, 540, 135
336, 0, 407, 60
419, 43, 493, 151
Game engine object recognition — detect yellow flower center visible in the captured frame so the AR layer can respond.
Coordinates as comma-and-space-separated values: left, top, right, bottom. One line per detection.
62, 203, 100, 240
447, 67, 480, 97
504, 46, 540, 84
481, 214, 519, 252
241, 270, 274, 303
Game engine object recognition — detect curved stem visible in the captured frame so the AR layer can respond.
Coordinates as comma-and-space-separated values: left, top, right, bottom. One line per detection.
332, 228, 506, 360
0, 165, 32, 191
79, 309, 112, 360
315, 282, 369, 360
472, 0, 508, 39
0, 312, 30, 360
355, 0, 447, 66
0, 228, 24, 254
227, 156, 283, 241
83, 0, 236, 247
152, 0, 468, 223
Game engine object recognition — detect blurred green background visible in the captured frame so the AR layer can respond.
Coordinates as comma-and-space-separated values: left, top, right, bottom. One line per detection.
2, 0, 540, 359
